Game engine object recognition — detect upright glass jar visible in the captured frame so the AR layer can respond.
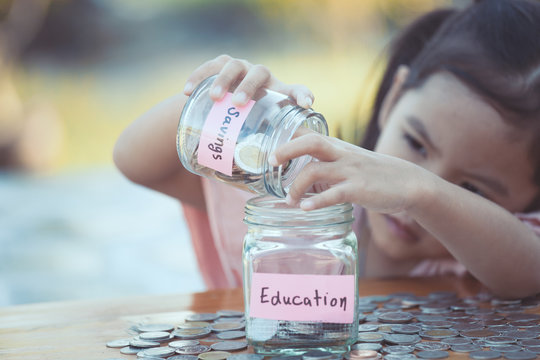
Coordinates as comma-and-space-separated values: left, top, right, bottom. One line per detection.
242, 196, 359, 355
177, 75, 328, 197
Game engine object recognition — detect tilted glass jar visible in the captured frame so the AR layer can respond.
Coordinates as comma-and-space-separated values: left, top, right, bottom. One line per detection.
176, 75, 328, 197
242, 196, 359, 355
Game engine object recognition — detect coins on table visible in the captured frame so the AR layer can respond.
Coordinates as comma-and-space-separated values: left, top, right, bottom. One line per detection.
105, 291, 540, 359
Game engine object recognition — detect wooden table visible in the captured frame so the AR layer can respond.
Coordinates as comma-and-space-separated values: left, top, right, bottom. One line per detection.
0, 276, 524, 360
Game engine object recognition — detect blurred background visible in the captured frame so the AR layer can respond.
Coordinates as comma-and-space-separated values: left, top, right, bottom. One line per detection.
0, 0, 463, 306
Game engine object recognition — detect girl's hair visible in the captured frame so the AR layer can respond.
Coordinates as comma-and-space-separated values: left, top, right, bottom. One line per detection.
362, 0, 540, 211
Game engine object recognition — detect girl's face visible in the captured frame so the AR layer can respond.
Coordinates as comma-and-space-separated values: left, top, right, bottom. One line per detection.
368, 71, 538, 261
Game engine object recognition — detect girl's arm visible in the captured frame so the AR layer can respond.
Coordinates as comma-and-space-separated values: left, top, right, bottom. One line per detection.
270, 133, 540, 298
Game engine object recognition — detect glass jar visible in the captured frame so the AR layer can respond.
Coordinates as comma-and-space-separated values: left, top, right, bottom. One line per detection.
242, 196, 359, 355
177, 75, 328, 197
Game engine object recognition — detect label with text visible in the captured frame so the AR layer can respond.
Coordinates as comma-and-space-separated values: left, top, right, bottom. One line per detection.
197, 92, 255, 176
249, 273, 355, 323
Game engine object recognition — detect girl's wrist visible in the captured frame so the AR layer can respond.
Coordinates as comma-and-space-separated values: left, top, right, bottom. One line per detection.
406, 167, 441, 219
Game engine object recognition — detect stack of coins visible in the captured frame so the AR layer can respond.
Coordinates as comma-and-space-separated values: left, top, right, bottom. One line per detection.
106, 291, 540, 360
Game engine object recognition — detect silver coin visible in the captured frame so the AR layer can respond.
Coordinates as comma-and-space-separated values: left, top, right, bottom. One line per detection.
384, 354, 418, 360
129, 339, 160, 348
137, 347, 177, 357
419, 329, 459, 340
177, 321, 211, 330
198, 351, 232, 360
106, 338, 131, 348
357, 332, 385, 343
358, 303, 378, 312
469, 350, 502, 359
139, 331, 171, 341
383, 345, 415, 354
520, 339, 540, 347
391, 324, 421, 334
120, 346, 144, 355
216, 330, 246, 340
175, 344, 211, 355
524, 346, 540, 354
461, 329, 499, 339
172, 328, 211, 339
137, 323, 175, 332
502, 351, 537, 360
489, 345, 522, 353
136, 356, 164, 360
168, 356, 199, 360
216, 309, 244, 317
186, 313, 219, 322
485, 336, 516, 345
351, 343, 382, 351
378, 311, 414, 324
210, 322, 245, 332
441, 337, 472, 345
358, 324, 380, 332
169, 340, 201, 348
227, 355, 265, 360
414, 342, 450, 351
501, 330, 538, 340
416, 350, 449, 359
302, 350, 335, 360
210, 340, 248, 352
450, 344, 483, 352
383, 333, 421, 345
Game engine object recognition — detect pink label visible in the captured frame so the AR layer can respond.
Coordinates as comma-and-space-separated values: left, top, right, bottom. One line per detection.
249, 273, 355, 324
197, 92, 255, 176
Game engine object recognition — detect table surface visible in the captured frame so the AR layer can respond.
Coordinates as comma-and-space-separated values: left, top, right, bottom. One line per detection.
0, 276, 534, 360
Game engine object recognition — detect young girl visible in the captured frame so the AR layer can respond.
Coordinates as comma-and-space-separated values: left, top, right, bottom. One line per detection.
114, 0, 540, 298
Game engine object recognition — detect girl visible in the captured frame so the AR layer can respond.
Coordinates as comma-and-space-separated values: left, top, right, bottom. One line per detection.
114, 0, 540, 298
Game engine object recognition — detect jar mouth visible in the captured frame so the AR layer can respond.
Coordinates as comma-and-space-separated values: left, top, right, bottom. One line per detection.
244, 195, 354, 228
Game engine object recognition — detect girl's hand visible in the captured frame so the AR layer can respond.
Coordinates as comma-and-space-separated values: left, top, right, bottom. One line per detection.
269, 132, 433, 213
182, 54, 314, 108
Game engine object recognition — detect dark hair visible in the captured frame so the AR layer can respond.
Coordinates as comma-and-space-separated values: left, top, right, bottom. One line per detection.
361, 0, 540, 211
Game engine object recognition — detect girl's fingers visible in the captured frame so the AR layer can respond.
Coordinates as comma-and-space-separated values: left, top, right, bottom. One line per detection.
183, 54, 232, 95
299, 184, 351, 211
285, 161, 344, 206
210, 58, 251, 101
231, 64, 273, 106
285, 84, 315, 109
269, 133, 339, 166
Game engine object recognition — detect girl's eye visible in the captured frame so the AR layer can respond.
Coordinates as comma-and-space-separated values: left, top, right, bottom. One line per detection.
462, 182, 486, 198
403, 133, 427, 157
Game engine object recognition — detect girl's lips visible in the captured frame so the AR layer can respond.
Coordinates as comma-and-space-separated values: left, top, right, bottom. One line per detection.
383, 214, 419, 244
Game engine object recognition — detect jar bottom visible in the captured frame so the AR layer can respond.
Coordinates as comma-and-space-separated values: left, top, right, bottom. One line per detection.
247, 318, 356, 356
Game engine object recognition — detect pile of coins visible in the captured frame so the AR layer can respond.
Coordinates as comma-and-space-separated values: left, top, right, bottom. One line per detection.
106, 291, 540, 360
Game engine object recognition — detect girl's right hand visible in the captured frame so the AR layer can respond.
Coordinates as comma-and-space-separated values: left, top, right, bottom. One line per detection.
182, 54, 315, 109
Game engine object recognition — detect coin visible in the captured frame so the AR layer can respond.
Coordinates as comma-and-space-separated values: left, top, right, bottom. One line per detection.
414, 342, 450, 351
186, 313, 219, 322
210, 340, 248, 351
441, 337, 472, 345
416, 350, 449, 359
384, 354, 417, 360
137, 323, 175, 332
216, 330, 246, 340
129, 339, 160, 348
106, 339, 131, 348
391, 324, 421, 334
210, 322, 245, 332
137, 347, 177, 357
168, 356, 199, 360
468, 350, 502, 359
302, 350, 335, 360
177, 321, 211, 330
120, 346, 144, 355
383, 345, 415, 354
378, 311, 414, 324
450, 343, 483, 353
169, 340, 201, 348
357, 332, 385, 343
383, 333, 421, 345
358, 324, 380, 332
175, 345, 211, 355
502, 351, 538, 360
420, 329, 459, 340
198, 351, 231, 360
226, 355, 265, 360
489, 344, 522, 352
139, 331, 171, 341
347, 350, 380, 360
173, 328, 211, 339
351, 343, 382, 351
485, 336, 516, 345
461, 329, 500, 339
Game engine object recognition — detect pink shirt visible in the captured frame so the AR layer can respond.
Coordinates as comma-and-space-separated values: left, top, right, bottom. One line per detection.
183, 178, 540, 289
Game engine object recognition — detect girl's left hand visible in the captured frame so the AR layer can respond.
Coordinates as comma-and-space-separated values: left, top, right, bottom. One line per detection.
269, 132, 433, 213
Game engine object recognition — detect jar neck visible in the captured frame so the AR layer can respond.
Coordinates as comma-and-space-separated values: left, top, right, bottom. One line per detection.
261, 106, 328, 198
244, 196, 353, 229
